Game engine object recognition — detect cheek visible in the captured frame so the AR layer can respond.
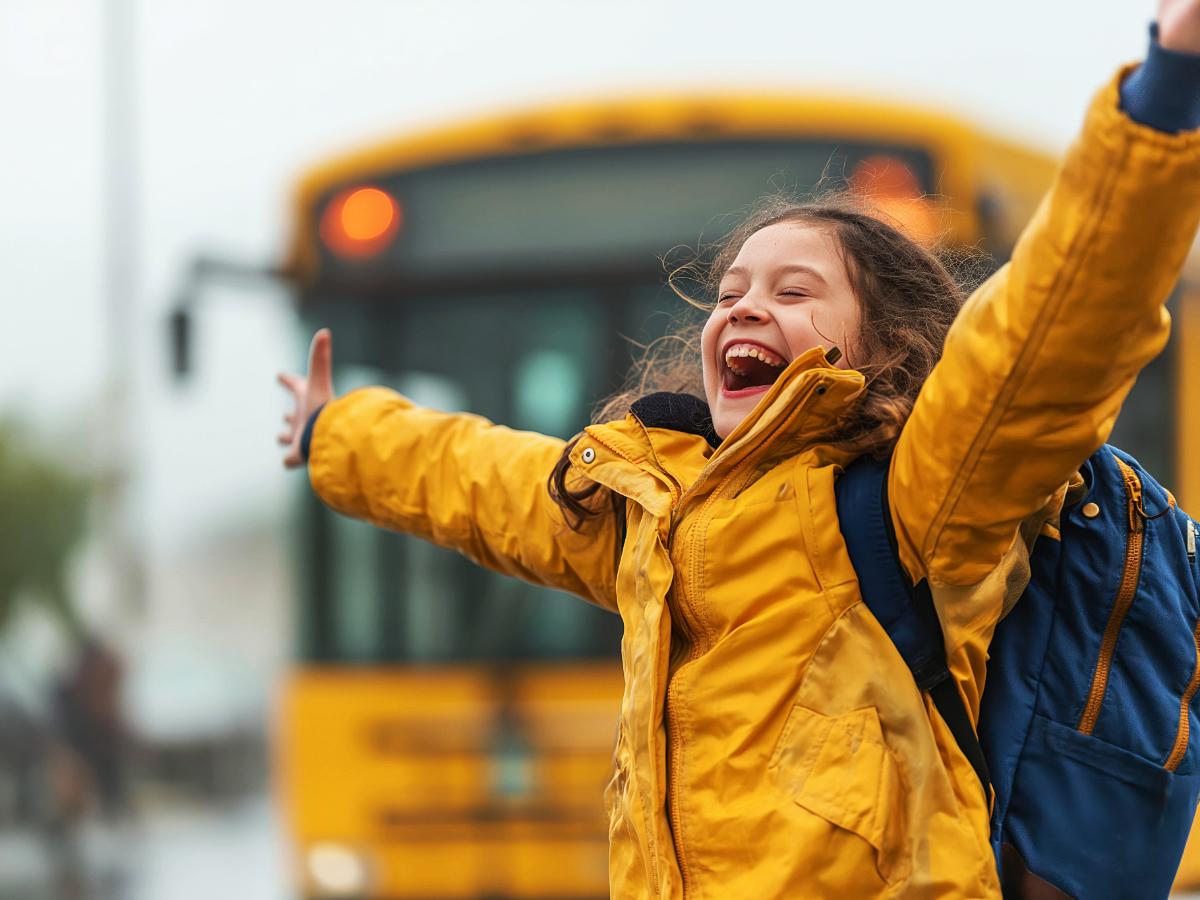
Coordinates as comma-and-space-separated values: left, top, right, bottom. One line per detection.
700, 312, 723, 384
776, 312, 824, 358
780, 303, 860, 361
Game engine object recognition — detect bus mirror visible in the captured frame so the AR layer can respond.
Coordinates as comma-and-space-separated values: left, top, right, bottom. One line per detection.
170, 307, 192, 380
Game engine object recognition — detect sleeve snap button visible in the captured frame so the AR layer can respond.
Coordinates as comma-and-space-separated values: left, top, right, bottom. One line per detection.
581, 447, 596, 464
1082, 502, 1100, 519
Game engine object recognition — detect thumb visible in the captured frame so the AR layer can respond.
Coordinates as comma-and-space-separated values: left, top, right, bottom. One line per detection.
308, 328, 335, 402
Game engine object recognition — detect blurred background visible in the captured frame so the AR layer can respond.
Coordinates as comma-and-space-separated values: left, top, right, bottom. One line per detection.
3, 1, 1198, 898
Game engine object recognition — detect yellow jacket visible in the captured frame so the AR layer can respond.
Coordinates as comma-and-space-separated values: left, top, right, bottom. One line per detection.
308, 72, 1200, 898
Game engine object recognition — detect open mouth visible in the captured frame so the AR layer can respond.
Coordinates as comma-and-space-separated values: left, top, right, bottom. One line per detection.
722, 342, 787, 395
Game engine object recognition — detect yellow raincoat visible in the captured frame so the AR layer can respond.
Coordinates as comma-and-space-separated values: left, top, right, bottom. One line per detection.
308, 71, 1200, 898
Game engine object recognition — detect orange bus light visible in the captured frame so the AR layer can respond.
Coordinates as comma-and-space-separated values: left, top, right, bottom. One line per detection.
850, 156, 942, 247
320, 186, 401, 258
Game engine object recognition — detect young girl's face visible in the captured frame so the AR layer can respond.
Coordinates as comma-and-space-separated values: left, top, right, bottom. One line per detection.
702, 221, 861, 438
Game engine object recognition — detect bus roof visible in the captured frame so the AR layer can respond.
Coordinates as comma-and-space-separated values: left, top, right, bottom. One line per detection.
284, 91, 1058, 280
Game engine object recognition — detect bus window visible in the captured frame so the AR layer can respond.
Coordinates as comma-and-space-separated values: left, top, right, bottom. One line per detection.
513, 350, 584, 437
1107, 289, 1179, 484
329, 515, 382, 660
395, 371, 468, 413
509, 302, 599, 437
629, 281, 703, 343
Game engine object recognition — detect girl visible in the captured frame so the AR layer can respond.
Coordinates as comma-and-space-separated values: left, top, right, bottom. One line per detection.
278, 5, 1200, 896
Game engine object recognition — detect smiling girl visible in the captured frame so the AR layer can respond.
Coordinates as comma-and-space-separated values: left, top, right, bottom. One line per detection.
277, 5, 1200, 896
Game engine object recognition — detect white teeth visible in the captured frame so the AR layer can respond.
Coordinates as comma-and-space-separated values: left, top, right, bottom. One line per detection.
724, 343, 784, 367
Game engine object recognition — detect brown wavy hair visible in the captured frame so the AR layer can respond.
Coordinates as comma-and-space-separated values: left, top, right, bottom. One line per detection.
549, 192, 985, 530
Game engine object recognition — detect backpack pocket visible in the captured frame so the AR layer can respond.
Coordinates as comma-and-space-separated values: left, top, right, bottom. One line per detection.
1003, 714, 1200, 899
768, 705, 909, 885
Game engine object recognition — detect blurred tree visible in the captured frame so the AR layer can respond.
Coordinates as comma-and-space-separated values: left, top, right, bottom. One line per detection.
0, 420, 90, 638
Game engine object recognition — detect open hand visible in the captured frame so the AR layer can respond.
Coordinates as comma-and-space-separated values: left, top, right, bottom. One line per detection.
1159, 0, 1200, 53
277, 329, 336, 469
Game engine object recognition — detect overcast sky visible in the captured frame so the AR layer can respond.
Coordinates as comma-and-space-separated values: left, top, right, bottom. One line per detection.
0, 0, 1158, 558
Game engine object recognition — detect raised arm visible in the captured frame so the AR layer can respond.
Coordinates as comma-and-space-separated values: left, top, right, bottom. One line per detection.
890, 23, 1200, 625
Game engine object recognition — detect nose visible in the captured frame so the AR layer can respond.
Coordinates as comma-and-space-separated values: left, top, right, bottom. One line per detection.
726, 292, 769, 324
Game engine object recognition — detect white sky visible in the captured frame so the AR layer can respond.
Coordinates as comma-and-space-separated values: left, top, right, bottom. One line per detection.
0, 0, 1158, 559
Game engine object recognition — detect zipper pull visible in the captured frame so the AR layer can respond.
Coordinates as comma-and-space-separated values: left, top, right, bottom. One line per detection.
1188, 519, 1197, 561
1127, 479, 1145, 533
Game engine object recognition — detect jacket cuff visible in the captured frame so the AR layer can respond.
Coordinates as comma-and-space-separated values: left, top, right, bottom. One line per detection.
1120, 23, 1200, 134
300, 404, 326, 463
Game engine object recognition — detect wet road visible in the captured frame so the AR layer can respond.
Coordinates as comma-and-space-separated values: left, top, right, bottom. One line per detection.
0, 794, 288, 900
6, 802, 1200, 900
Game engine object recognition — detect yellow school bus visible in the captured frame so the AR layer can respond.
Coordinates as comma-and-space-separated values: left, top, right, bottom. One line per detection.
272, 91, 1200, 898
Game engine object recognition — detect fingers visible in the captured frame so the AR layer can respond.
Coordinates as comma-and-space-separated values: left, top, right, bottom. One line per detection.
308, 328, 334, 401
279, 329, 332, 472
277, 371, 302, 395
1158, 0, 1200, 52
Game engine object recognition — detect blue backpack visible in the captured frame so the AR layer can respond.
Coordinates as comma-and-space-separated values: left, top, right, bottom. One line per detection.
837, 445, 1200, 899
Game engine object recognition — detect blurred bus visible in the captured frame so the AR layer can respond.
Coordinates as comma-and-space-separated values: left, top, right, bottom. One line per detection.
268, 93, 1200, 898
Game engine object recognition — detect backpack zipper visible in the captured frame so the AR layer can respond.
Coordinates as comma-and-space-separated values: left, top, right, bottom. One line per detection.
1165, 615, 1200, 771
1078, 456, 1145, 735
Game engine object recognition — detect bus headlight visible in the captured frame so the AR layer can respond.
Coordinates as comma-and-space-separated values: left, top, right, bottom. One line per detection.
306, 842, 370, 896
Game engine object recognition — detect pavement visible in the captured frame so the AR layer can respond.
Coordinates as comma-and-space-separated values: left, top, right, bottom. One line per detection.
4, 803, 1200, 900
0, 793, 288, 900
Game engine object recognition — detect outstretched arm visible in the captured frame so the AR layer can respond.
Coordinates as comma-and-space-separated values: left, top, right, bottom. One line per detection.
890, 7, 1200, 641
312, 391, 619, 612
278, 331, 620, 611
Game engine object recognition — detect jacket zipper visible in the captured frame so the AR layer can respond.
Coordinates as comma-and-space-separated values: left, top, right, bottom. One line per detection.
666, 483, 734, 899
1078, 456, 1145, 735
663, 384, 820, 897
576, 429, 671, 897
665, 666, 693, 895
665, 481, 735, 899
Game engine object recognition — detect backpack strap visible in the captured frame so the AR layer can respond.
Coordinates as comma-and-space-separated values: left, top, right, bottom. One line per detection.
836, 456, 992, 801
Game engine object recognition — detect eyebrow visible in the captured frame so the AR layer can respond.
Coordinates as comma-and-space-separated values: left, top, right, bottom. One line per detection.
722, 264, 829, 286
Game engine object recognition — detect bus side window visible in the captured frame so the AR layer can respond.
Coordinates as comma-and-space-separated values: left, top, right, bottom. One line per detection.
974, 191, 1009, 273
395, 371, 469, 414
1107, 286, 1180, 484
513, 350, 584, 438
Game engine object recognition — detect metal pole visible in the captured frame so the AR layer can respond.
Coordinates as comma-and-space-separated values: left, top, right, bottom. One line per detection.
101, 0, 146, 617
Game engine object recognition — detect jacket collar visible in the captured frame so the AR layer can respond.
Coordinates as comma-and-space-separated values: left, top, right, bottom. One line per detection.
574, 346, 866, 504
625, 344, 864, 448
715, 346, 863, 453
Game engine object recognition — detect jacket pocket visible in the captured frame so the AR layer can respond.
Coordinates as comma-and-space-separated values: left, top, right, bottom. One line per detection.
768, 704, 910, 885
